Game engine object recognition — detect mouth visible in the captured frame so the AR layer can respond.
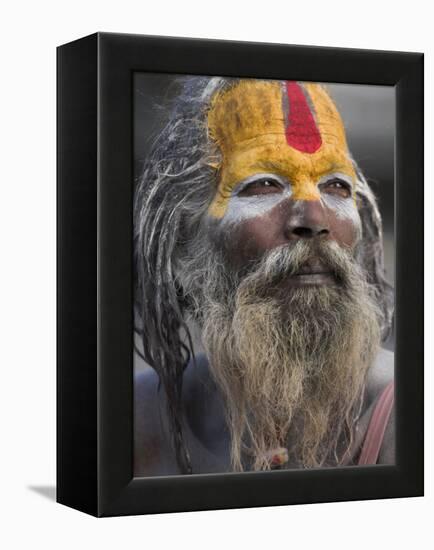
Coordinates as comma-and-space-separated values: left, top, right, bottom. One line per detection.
289, 259, 336, 286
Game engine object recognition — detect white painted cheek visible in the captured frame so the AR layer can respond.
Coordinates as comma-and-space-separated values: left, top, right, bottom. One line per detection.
221, 190, 291, 227
322, 194, 362, 238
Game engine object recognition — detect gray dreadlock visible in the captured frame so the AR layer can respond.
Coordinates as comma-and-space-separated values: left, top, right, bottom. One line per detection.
133, 76, 394, 474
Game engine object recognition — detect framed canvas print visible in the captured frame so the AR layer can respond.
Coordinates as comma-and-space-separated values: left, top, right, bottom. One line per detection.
57, 32, 424, 517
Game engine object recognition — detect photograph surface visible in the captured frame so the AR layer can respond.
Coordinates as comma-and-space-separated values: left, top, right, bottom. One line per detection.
133, 74, 395, 477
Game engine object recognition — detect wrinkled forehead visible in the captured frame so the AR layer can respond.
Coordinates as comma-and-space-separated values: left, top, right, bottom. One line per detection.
206, 80, 356, 218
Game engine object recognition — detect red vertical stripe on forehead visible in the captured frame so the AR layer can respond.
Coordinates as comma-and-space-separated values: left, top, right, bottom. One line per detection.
284, 81, 322, 153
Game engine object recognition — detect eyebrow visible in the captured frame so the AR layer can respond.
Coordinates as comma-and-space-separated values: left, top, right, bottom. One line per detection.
316, 171, 355, 187
248, 160, 356, 187
232, 172, 288, 194
249, 160, 283, 173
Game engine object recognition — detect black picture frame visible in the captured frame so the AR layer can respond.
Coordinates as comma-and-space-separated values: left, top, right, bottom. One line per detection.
57, 32, 424, 517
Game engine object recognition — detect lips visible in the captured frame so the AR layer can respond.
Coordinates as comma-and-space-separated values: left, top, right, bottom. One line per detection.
268, 255, 338, 292
286, 258, 337, 287
292, 259, 332, 277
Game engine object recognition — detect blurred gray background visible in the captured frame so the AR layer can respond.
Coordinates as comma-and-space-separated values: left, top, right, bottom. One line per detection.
134, 74, 395, 358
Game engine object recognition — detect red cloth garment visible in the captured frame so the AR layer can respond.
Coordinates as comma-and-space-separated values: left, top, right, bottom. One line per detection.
358, 381, 394, 465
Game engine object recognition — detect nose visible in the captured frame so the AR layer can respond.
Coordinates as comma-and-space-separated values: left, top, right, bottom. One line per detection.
285, 200, 330, 241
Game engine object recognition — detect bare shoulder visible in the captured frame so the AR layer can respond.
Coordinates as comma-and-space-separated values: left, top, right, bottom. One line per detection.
364, 347, 395, 465
365, 347, 394, 405
134, 367, 176, 476
134, 367, 161, 437
134, 356, 227, 475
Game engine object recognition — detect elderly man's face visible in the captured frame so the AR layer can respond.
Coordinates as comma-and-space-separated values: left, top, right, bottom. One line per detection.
205, 80, 362, 280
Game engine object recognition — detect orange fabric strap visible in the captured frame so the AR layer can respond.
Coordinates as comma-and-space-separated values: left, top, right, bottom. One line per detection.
358, 381, 394, 465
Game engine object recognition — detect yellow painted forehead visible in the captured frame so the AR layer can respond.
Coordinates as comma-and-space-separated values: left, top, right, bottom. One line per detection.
207, 80, 356, 219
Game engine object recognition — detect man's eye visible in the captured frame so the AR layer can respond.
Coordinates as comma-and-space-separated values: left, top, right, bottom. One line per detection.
322, 179, 352, 199
238, 179, 283, 197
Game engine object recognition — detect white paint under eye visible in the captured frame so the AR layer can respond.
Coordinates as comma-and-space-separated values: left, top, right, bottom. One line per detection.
217, 171, 362, 236
221, 173, 292, 226
318, 173, 359, 219
321, 193, 358, 221
317, 173, 362, 239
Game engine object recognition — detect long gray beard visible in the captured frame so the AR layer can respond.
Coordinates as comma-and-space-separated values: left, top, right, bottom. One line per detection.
179, 239, 382, 471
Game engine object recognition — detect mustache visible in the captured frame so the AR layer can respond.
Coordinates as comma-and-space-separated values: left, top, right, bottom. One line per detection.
237, 240, 359, 290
